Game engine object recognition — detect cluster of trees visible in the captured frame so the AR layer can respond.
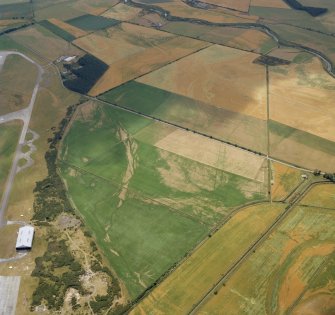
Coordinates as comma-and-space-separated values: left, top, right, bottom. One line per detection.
324, 173, 335, 182
33, 103, 82, 222
63, 54, 108, 94
254, 55, 291, 66
31, 238, 85, 310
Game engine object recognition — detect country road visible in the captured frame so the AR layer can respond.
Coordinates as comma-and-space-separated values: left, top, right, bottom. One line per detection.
0, 51, 43, 227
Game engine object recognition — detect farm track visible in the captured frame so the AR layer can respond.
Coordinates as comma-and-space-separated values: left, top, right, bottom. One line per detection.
186, 179, 327, 315
126, 0, 335, 78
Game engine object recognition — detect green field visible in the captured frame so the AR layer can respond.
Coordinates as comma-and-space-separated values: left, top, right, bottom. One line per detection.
39, 20, 75, 42
130, 203, 286, 315
198, 206, 335, 315
162, 21, 277, 54
0, 53, 38, 115
0, 121, 21, 202
60, 101, 268, 298
99, 81, 268, 153
66, 14, 120, 31
0, 2, 32, 19
269, 120, 335, 172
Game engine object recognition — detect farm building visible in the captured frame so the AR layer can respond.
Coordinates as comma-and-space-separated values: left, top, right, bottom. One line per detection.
15, 226, 34, 250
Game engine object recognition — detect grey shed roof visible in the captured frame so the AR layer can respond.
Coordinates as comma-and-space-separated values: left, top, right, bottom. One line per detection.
15, 226, 34, 249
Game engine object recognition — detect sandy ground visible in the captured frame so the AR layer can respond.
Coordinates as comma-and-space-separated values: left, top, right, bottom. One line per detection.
138, 45, 267, 120
155, 129, 266, 181
48, 18, 87, 38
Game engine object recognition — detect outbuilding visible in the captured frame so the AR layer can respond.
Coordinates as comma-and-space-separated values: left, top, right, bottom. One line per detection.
15, 226, 34, 250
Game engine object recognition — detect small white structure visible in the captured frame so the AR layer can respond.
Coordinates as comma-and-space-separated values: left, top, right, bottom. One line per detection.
16, 226, 34, 250
64, 56, 76, 63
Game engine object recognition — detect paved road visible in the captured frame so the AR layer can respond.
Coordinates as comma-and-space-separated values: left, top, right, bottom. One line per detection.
0, 276, 21, 315
0, 51, 43, 227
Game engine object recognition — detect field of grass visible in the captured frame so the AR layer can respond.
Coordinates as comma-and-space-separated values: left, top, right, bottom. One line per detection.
47, 18, 87, 38
102, 3, 142, 21
100, 81, 268, 153
0, 2, 32, 19
198, 205, 335, 315
162, 22, 277, 54
271, 161, 303, 201
269, 120, 335, 172
130, 203, 285, 314
0, 224, 20, 258
300, 183, 335, 209
137, 45, 267, 120
59, 101, 268, 298
75, 23, 209, 95
8, 24, 83, 61
0, 121, 21, 202
0, 53, 38, 115
39, 20, 75, 42
66, 14, 120, 31
269, 23, 335, 64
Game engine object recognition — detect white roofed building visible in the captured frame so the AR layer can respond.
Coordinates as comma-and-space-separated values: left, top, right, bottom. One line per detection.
16, 226, 34, 250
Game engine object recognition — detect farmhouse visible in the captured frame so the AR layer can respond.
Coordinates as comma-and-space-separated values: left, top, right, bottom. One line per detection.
15, 226, 34, 250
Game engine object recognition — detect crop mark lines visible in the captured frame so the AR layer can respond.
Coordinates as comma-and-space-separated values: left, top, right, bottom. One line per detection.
59, 160, 211, 227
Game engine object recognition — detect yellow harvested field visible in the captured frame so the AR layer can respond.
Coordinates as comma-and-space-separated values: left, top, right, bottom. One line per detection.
271, 161, 302, 201
270, 57, 335, 142
251, 0, 290, 9
205, 0, 250, 12
74, 23, 174, 65
86, 24, 209, 95
130, 203, 285, 315
8, 25, 82, 61
102, 3, 142, 21
227, 29, 273, 52
155, 129, 266, 181
48, 18, 87, 38
300, 184, 335, 209
138, 45, 267, 120
268, 47, 301, 61
198, 206, 335, 315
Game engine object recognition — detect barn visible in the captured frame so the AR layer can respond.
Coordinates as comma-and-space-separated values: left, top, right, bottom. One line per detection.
15, 226, 34, 250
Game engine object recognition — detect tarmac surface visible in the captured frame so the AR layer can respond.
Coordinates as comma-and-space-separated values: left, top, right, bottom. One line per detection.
0, 276, 21, 315
0, 51, 43, 227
